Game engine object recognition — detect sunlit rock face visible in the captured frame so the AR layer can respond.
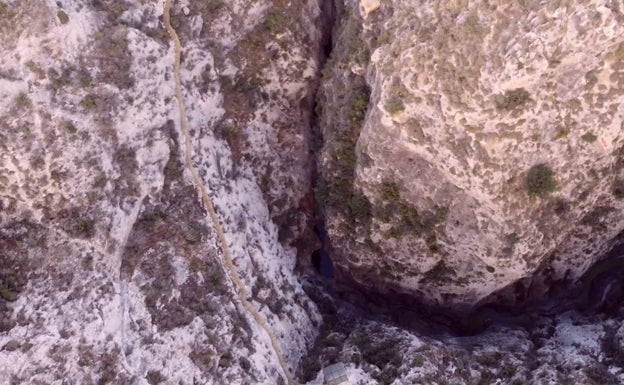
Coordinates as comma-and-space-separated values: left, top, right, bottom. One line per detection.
317, 0, 624, 308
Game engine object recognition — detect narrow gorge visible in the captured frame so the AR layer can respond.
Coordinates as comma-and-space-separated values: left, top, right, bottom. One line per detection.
2, 0, 624, 384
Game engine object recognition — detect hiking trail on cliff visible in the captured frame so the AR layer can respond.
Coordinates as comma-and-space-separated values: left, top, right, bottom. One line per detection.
162, 1, 296, 383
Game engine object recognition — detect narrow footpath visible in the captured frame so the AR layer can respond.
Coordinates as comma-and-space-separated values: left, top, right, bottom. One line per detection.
162, 1, 298, 383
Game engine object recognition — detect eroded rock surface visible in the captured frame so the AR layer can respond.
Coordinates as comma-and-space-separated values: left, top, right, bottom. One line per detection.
317, 0, 624, 308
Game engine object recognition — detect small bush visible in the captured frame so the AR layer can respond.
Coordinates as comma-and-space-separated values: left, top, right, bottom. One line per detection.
80, 95, 97, 109
353, 331, 402, 370
59, 208, 96, 238
335, 145, 357, 170
349, 193, 371, 219
496, 88, 531, 111
350, 90, 370, 124
13, 92, 31, 109
525, 164, 556, 198
218, 124, 245, 164
554, 126, 569, 139
218, 351, 233, 367
57, 10, 69, 24
47, 67, 72, 90
380, 181, 400, 202
64, 121, 77, 134
146, 370, 166, 385
581, 132, 598, 143
0, 270, 21, 302
385, 78, 408, 115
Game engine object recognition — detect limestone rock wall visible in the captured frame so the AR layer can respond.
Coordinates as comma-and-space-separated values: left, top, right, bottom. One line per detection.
318, 0, 624, 308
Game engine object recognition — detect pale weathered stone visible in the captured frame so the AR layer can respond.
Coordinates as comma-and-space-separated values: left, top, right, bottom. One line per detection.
320, 0, 624, 309
359, 0, 381, 18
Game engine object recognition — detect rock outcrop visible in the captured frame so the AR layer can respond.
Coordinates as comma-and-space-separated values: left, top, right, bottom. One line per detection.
317, 0, 624, 309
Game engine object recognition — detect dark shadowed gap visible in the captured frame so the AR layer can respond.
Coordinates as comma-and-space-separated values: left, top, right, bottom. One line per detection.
311, 249, 334, 278
311, 220, 334, 278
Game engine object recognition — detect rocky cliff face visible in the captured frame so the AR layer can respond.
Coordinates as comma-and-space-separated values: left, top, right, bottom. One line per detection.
0, 0, 324, 383
4, 0, 624, 384
317, 0, 624, 309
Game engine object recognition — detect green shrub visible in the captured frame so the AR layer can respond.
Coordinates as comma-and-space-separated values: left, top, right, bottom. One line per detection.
264, 10, 288, 33
380, 181, 400, 202
350, 90, 370, 124
335, 145, 357, 170
581, 132, 598, 143
349, 193, 371, 219
352, 331, 402, 370
554, 126, 569, 139
57, 10, 69, 24
525, 164, 556, 198
80, 95, 97, 110
64, 121, 77, 134
13, 92, 31, 109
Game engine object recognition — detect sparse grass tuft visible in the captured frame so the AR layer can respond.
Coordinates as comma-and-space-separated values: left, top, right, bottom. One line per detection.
526, 164, 556, 198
